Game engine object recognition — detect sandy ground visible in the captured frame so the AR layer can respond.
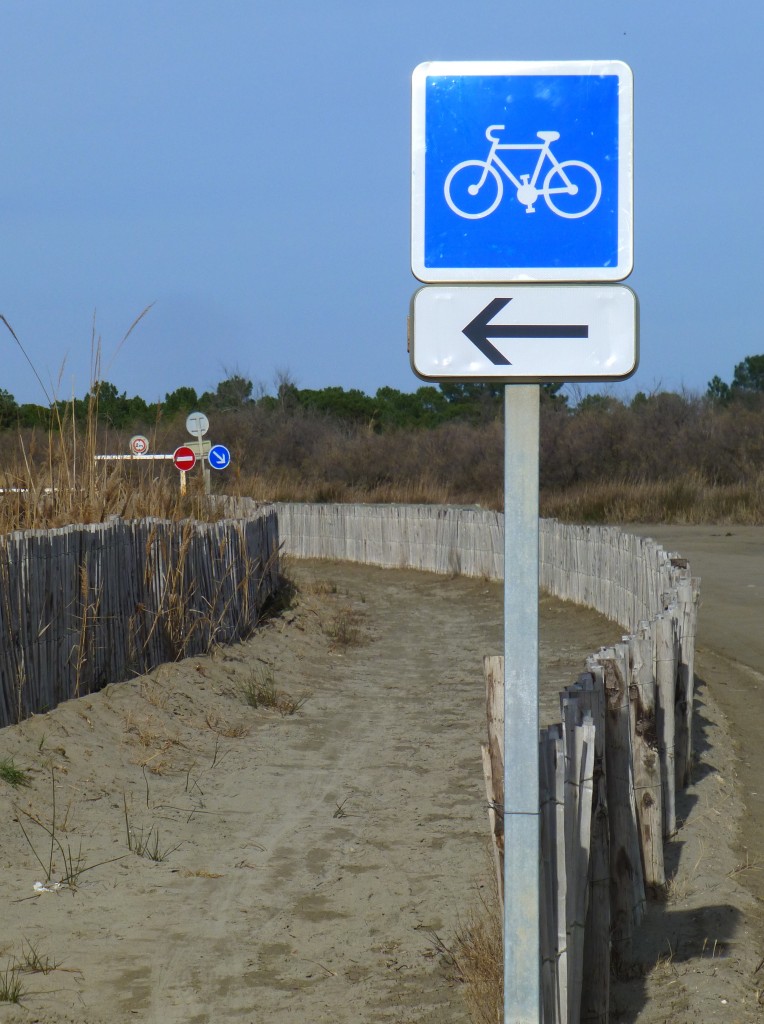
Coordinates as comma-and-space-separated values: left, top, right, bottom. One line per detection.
0, 528, 762, 1023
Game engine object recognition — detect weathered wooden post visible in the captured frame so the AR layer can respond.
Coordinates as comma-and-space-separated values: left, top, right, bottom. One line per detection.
673, 570, 700, 789
655, 611, 679, 836
482, 654, 506, 902
628, 624, 665, 889
600, 642, 645, 965
578, 665, 610, 1024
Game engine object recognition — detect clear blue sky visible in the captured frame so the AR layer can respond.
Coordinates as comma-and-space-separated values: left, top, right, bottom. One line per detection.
1, 1, 758, 406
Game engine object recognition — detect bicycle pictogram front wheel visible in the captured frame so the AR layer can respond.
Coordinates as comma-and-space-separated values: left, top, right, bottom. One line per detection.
543, 160, 602, 219
444, 160, 503, 219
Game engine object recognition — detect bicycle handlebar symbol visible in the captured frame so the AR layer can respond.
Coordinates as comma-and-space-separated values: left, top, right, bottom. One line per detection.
444, 125, 602, 220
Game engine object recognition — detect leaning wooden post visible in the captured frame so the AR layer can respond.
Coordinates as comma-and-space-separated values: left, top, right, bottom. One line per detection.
600, 643, 645, 967
482, 654, 505, 904
655, 611, 679, 837
539, 725, 566, 1024
673, 570, 700, 790
560, 693, 596, 1024
628, 624, 665, 890
579, 665, 610, 1024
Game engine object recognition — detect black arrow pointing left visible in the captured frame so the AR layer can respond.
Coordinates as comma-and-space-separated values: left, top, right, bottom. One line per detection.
462, 298, 589, 365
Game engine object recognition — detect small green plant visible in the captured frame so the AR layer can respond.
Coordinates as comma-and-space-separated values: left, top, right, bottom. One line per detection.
15, 768, 124, 890
123, 794, 182, 862
240, 667, 279, 709
16, 939, 61, 975
238, 668, 307, 716
129, 824, 181, 862
0, 965, 23, 1003
0, 757, 30, 788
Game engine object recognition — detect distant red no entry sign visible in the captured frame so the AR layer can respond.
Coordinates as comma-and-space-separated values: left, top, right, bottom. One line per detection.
173, 445, 196, 472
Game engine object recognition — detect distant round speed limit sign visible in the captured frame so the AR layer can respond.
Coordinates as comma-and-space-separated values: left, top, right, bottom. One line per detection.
129, 434, 150, 455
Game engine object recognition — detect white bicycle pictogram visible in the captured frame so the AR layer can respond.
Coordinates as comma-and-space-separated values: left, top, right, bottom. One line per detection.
444, 125, 602, 220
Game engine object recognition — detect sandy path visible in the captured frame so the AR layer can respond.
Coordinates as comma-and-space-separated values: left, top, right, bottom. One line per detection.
0, 561, 617, 1024
626, 525, 764, 873
0, 534, 763, 1023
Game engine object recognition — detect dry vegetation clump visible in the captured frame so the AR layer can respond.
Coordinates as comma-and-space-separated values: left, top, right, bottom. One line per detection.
237, 666, 306, 716
0, 411, 221, 532
322, 605, 367, 648
539, 472, 764, 525
212, 390, 764, 523
453, 875, 503, 1022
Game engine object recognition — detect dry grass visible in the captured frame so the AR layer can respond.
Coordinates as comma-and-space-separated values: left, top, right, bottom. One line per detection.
1, 313, 763, 529
237, 667, 307, 716
232, 469, 459, 509
225, 469, 764, 526
123, 711, 183, 774
540, 473, 764, 525
130, 752, 175, 776
123, 711, 181, 750
203, 710, 251, 738
451, 860, 503, 1023
14, 768, 126, 891
3, 382, 764, 535
0, 313, 220, 532
139, 678, 172, 711
323, 606, 366, 648
301, 578, 339, 596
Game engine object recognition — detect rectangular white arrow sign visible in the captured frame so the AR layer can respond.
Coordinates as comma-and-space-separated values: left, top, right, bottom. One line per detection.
409, 284, 638, 382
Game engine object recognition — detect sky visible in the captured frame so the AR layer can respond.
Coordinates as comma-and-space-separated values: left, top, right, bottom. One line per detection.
0, 1, 759, 407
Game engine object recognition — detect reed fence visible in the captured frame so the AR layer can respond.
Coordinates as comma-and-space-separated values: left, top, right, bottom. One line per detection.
0, 511, 280, 727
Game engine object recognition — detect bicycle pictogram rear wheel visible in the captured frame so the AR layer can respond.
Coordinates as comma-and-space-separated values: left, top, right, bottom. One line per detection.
444, 160, 503, 219
543, 160, 601, 219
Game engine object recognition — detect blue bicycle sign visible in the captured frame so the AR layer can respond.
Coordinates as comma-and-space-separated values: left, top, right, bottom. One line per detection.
411, 60, 633, 283
444, 125, 601, 220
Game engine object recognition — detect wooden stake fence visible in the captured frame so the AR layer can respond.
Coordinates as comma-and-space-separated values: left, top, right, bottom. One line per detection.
481, 566, 698, 1023
0, 511, 279, 727
252, 501, 699, 1023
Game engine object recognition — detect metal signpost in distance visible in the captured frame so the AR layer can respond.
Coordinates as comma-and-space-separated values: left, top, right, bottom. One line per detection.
186, 411, 211, 494
96, 417, 231, 496
411, 60, 635, 1024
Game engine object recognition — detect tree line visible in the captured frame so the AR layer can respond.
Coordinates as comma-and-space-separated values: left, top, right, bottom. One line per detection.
0, 375, 568, 432
2, 352, 760, 434
1, 355, 762, 504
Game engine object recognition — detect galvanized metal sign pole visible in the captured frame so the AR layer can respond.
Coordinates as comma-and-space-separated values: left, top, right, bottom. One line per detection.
503, 383, 540, 1022
410, 59, 634, 1023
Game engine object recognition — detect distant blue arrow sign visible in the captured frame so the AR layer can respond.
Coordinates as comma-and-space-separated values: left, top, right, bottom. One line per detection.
208, 444, 231, 470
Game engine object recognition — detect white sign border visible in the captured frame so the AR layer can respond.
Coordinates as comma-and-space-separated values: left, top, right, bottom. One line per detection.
411, 59, 634, 284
